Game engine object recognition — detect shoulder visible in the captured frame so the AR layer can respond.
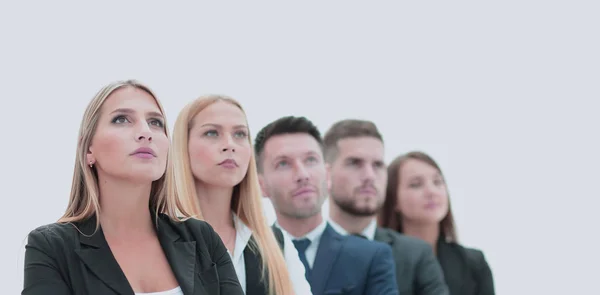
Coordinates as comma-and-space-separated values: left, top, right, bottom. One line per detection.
462, 245, 490, 269
379, 227, 432, 249
444, 241, 490, 269
158, 214, 217, 240
343, 234, 393, 256
26, 222, 81, 251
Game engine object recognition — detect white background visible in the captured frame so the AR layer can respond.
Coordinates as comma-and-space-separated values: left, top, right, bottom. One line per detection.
1, 1, 599, 294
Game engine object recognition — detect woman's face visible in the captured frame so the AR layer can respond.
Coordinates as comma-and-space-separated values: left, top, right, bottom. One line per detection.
395, 159, 449, 225
188, 101, 251, 188
87, 86, 169, 183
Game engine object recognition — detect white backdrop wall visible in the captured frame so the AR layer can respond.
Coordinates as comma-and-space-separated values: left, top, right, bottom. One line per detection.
1, 1, 599, 294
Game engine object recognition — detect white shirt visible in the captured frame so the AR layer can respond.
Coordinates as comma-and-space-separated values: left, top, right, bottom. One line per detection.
229, 213, 313, 295
328, 218, 378, 240
279, 219, 328, 268
135, 286, 183, 295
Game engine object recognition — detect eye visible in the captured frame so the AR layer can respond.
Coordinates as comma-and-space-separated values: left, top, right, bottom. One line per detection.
111, 115, 130, 124
149, 118, 164, 128
204, 130, 218, 137
433, 178, 444, 186
234, 130, 248, 138
306, 156, 318, 164
276, 160, 289, 169
409, 182, 422, 189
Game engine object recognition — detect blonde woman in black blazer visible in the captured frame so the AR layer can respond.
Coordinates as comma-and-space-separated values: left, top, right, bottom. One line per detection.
22, 80, 244, 295
379, 151, 495, 295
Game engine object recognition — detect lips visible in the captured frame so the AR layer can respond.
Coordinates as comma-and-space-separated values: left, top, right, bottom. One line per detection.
130, 147, 157, 157
357, 186, 377, 195
218, 159, 238, 167
293, 187, 316, 197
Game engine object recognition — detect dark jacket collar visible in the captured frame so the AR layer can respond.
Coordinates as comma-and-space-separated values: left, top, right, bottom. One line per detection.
74, 212, 196, 295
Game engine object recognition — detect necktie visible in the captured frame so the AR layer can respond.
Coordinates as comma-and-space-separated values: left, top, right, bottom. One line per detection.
292, 238, 312, 279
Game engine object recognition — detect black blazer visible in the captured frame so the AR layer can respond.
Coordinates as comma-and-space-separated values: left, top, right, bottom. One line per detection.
242, 225, 285, 295
375, 228, 449, 295
22, 213, 245, 295
436, 239, 495, 295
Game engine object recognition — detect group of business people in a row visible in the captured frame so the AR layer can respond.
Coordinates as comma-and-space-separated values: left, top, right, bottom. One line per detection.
22, 79, 495, 295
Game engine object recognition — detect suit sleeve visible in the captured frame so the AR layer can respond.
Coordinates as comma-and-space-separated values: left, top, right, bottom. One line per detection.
415, 245, 450, 295
366, 243, 399, 295
206, 223, 245, 294
22, 229, 72, 295
470, 250, 495, 295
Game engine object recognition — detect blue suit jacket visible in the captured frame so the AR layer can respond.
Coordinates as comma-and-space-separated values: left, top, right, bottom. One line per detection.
307, 223, 399, 295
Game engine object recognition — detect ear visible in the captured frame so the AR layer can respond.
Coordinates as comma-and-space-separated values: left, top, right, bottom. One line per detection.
86, 147, 95, 166
325, 162, 332, 191
257, 174, 269, 198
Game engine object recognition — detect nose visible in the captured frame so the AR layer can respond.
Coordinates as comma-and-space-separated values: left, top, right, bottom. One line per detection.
221, 134, 236, 153
361, 165, 376, 182
295, 163, 310, 184
135, 124, 153, 142
423, 182, 437, 199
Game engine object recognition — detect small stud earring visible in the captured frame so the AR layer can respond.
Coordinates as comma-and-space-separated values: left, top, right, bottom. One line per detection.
89, 161, 93, 168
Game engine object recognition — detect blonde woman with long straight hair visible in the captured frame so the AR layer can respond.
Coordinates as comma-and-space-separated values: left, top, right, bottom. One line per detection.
169, 95, 312, 295
22, 80, 244, 295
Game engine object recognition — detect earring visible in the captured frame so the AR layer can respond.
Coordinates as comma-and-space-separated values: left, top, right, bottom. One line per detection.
89, 161, 93, 168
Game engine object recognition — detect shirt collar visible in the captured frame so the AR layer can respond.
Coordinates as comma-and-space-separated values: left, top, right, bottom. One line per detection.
276, 218, 328, 245
328, 218, 377, 240
231, 212, 253, 260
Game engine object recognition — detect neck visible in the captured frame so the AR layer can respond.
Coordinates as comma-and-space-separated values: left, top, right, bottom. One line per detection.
328, 199, 374, 234
195, 182, 235, 230
277, 211, 323, 238
97, 175, 154, 237
402, 220, 440, 253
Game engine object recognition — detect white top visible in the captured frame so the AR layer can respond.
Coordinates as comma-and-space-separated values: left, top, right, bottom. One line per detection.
280, 219, 328, 268
135, 286, 183, 295
328, 218, 378, 240
229, 212, 313, 295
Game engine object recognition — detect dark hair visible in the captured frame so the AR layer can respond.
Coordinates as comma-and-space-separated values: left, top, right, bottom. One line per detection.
378, 151, 458, 242
322, 119, 383, 163
254, 116, 322, 172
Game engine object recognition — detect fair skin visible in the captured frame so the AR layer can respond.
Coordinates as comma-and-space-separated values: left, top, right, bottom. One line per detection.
187, 101, 251, 254
395, 159, 449, 251
86, 86, 178, 293
258, 133, 330, 238
327, 137, 387, 234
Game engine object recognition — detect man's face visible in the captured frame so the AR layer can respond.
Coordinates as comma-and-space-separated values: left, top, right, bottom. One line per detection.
259, 133, 329, 219
328, 137, 387, 216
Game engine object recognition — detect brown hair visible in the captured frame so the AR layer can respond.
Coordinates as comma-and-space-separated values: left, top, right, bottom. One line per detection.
322, 119, 383, 163
170, 95, 294, 295
378, 151, 458, 242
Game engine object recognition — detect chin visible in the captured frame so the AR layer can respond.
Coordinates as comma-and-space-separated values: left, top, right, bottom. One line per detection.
209, 177, 245, 188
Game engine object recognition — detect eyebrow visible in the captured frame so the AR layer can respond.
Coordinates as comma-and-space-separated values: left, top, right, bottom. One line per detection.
110, 108, 164, 119
272, 151, 320, 162
199, 123, 248, 129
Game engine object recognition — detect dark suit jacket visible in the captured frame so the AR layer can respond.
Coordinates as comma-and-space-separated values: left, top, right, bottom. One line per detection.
242, 225, 284, 295
308, 223, 398, 295
375, 228, 449, 295
22, 213, 244, 295
436, 239, 495, 295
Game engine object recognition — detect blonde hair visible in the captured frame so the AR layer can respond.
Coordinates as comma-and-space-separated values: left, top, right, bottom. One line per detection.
59, 80, 190, 228
170, 95, 294, 295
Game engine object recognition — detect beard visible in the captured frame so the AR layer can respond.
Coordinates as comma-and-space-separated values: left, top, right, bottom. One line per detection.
330, 186, 384, 217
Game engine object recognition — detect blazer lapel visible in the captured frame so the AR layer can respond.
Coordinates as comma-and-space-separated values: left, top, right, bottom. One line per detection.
310, 224, 343, 295
436, 238, 468, 295
155, 216, 197, 295
74, 217, 134, 295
